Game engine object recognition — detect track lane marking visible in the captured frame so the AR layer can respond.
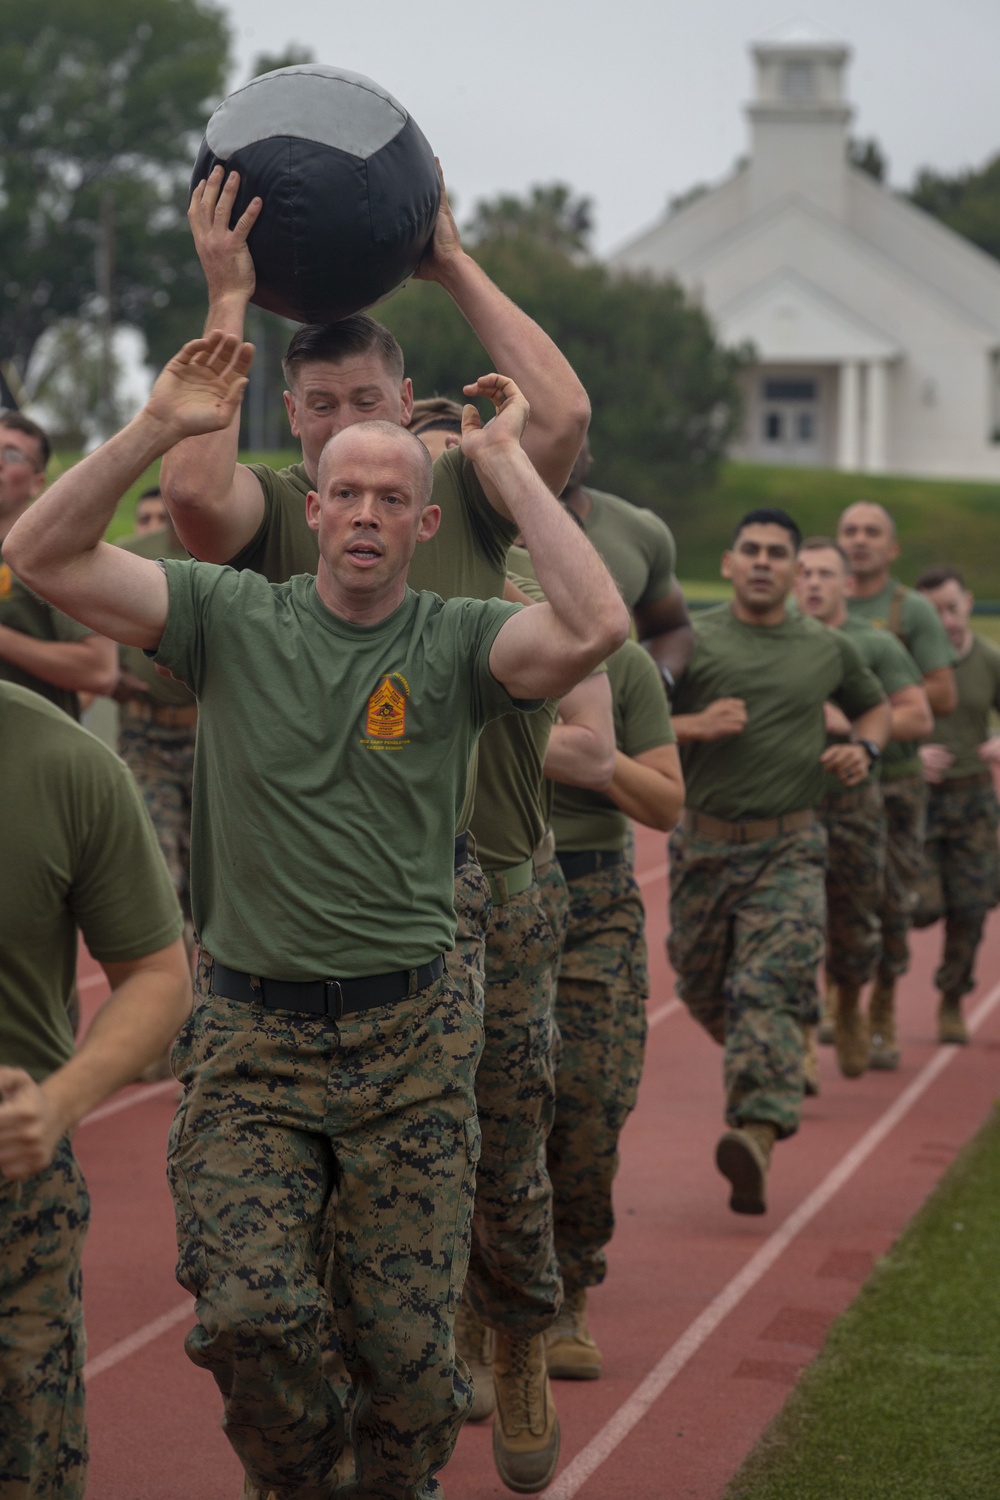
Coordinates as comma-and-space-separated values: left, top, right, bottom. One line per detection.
79, 1079, 178, 1129
84, 1299, 192, 1381
541, 976, 1000, 1498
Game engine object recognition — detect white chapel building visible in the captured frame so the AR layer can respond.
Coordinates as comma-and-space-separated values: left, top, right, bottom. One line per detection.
611, 22, 1000, 479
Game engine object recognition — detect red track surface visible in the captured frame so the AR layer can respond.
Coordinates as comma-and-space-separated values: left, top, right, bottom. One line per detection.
74, 823, 1000, 1498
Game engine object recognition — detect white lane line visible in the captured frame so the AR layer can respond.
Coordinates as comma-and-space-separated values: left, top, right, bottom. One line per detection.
637, 862, 667, 891
84, 1299, 192, 1381
77, 972, 106, 993
541, 976, 1000, 1499
80, 1078, 178, 1129
648, 1000, 681, 1029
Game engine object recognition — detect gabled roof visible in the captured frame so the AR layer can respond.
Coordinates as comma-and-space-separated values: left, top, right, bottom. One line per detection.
716, 269, 900, 362
754, 17, 847, 50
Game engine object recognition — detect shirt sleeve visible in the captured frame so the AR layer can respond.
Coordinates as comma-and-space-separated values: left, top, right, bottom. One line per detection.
875, 633, 923, 696
830, 634, 887, 719
68, 757, 183, 963
152, 558, 242, 696
618, 646, 676, 756
463, 597, 544, 726
636, 515, 677, 610
904, 593, 957, 673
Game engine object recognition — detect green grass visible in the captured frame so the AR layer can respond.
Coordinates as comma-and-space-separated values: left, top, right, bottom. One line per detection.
671, 461, 1000, 600
724, 1105, 1000, 1500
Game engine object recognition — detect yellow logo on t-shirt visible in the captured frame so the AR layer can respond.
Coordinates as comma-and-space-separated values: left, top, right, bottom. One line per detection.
0, 564, 11, 598
365, 676, 407, 739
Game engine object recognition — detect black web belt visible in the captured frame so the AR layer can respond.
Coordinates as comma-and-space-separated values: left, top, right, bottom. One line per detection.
556, 849, 627, 882
212, 955, 445, 1020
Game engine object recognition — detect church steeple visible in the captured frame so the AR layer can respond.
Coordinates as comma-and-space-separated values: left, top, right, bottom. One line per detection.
746, 20, 853, 218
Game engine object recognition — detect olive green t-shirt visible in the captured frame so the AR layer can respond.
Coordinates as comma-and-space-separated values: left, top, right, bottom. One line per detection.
576, 487, 676, 613
235, 447, 517, 830
551, 639, 675, 853
672, 604, 885, 821
470, 569, 559, 870
117, 529, 197, 709
0, 543, 93, 718
0, 683, 183, 1081
154, 562, 533, 980
930, 633, 1000, 778
846, 581, 952, 781
826, 616, 923, 789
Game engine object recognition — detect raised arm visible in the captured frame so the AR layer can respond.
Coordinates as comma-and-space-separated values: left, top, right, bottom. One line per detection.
158, 168, 268, 561
468, 376, 628, 699
543, 672, 616, 790
637, 585, 695, 688
415, 167, 590, 501
5, 333, 253, 648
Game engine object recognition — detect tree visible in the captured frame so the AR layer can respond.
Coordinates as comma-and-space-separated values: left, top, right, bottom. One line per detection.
849, 137, 887, 182
0, 0, 230, 383
909, 153, 1000, 263
378, 190, 746, 504
464, 184, 594, 257
249, 44, 316, 78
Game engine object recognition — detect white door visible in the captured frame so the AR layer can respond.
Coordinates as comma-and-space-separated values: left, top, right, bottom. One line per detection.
758, 377, 822, 465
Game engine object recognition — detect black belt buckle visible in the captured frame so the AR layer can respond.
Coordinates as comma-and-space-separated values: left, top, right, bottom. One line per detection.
324, 978, 344, 1020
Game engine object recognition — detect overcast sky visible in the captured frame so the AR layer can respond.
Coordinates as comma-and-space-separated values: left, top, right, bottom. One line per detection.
219, 0, 1000, 256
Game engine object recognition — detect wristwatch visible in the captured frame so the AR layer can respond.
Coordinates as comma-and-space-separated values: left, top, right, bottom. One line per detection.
659, 664, 676, 696
856, 738, 882, 765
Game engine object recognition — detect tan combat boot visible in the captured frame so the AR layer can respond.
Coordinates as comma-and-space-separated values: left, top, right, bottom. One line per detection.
832, 982, 869, 1078
938, 992, 969, 1045
492, 1330, 561, 1493
801, 1024, 821, 1097
817, 981, 836, 1045
715, 1121, 776, 1215
455, 1289, 496, 1422
240, 1480, 276, 1499
868, 978, 900, 1069
544, 1289, 601, 1380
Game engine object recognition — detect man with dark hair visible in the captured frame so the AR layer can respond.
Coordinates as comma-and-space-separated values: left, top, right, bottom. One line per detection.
915, 566, 1000, 1043
558, 438, 694, 692
133, 486, 170, 535
667, 510, 889, 1213
160, 164, 593, 1489
794, 539, 931, 1078
8, 333, 628, 1500
409, 397, 464, 461
837, 502, 957, 1067
0, 413, 117, 716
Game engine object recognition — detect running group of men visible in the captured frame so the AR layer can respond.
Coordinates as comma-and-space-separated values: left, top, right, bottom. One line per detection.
1, 161, 999, 1500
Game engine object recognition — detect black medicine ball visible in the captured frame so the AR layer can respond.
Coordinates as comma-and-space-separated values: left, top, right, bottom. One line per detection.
191, 65, 441, 324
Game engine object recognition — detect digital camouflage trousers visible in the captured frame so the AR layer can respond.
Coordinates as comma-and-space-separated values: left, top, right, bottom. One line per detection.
118, 718, 195, 922
667, 822, 827, 1139
877, 776, 928, 984
168, 952, 482, 1500
0, 1139, 89, 1500
464, 878, 564, 1336
547, 861, 648, 1296
913, 775, 1000, 998
818, 781, 887, 990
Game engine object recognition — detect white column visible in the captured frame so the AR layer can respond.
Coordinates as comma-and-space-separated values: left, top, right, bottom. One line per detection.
865, 360, 888, 472
837, 361, 860, 470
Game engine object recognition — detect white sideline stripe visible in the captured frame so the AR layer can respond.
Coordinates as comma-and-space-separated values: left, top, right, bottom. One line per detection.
77, 972, 106, 993
541, 977, 1000, 1499
84, 1299, 192, 1381
637, 861, 667, 891
648, 1000, 681, 1029
80, 1079, 178, 1129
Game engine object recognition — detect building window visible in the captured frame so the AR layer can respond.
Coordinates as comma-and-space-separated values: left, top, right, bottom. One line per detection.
781, 61, 815, 101
797, 412, 815, 442
764, 412, 783, 441
763, 379, 817, 402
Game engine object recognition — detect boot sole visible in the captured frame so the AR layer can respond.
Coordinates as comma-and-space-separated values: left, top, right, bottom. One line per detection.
493, 1416, 561, 1494
546, 1356, 601, 1381
715, 1131, 767, 1215
869, 1048, 900, 1070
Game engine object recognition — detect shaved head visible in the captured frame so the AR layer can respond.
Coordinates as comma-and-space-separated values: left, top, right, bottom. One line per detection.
838, 501, 896, 539
318, 419, 433, 506
837, 501, 899, 586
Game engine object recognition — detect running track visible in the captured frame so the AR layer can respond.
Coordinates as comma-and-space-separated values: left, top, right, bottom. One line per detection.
74, 823, 1000, 1497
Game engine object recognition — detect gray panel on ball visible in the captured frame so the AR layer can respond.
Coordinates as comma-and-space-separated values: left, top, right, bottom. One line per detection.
206, 65, 407, 162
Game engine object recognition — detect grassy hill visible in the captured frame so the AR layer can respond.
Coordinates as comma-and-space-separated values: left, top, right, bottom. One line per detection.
85, 449, 1000, 600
